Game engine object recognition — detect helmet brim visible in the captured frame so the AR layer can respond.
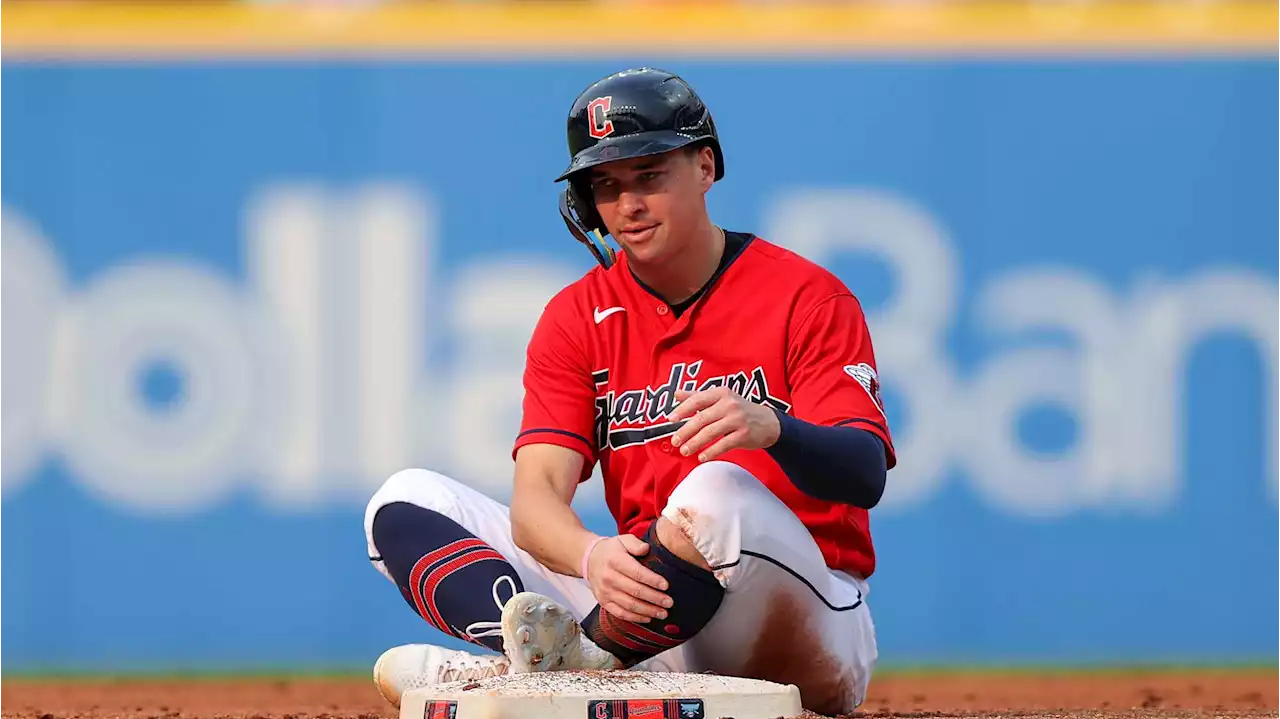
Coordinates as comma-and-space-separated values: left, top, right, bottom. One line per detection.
555, 131, 702, 183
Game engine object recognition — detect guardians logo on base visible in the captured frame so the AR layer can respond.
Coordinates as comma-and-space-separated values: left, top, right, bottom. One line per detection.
587, 698, 705, 719
421, 701, 457, 719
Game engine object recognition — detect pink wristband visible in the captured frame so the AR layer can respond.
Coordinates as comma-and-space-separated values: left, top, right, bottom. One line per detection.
581, 536, 607, 582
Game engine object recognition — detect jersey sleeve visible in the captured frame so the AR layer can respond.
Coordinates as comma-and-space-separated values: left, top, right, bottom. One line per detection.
786, 293, 896, 469
512, 296, 599, 477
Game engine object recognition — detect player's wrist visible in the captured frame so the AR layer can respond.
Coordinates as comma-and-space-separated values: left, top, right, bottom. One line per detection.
580, 535, 608, 581
760, 406, 784, 448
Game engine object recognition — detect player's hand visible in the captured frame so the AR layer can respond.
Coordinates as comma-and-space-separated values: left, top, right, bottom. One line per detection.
585, 535, 673, 624
668, 387, 782, 462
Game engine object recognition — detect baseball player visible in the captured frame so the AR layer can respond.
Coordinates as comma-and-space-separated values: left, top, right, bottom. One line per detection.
365, 68, 894, 716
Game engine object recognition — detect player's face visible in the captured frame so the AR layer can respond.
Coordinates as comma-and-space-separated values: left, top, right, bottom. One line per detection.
588, 146, 716, 264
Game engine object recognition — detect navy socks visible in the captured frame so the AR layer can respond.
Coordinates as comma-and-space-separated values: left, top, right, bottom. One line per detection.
371, 502, 524, 653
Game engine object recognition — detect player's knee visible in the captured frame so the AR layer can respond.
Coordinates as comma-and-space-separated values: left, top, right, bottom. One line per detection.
655, 516, 710, 570
664, 461, 768, 525
661, 461, 776, 567
364, 468, 465, 533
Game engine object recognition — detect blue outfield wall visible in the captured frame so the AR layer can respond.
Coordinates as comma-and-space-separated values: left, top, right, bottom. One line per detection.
2, 60, 1277, 671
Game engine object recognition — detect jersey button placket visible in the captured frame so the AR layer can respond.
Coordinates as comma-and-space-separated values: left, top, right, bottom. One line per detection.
650, 322, 676, 512
656, 304, 681, 338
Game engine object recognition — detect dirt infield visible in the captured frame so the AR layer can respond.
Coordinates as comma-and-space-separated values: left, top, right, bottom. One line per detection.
2, 671, 1276, 719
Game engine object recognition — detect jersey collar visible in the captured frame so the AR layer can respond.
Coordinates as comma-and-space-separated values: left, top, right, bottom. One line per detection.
622, 231, 756, 312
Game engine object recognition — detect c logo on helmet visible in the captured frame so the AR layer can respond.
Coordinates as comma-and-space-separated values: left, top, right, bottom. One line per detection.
587, 96, 615, 139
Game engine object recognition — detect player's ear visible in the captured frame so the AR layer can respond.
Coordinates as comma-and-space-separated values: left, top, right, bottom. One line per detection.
694, 145, 716, 189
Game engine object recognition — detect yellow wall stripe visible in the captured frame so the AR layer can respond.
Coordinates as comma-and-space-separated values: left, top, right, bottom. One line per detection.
3, 1, 1276, 59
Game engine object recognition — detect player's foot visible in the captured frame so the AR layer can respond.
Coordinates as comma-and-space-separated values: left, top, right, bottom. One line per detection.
500, 591, 622, 672
372, 643, 510, 708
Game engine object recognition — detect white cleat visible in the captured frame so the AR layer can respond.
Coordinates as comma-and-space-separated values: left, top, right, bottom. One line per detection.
500, 591, 622, 673
372, 643, 510, 708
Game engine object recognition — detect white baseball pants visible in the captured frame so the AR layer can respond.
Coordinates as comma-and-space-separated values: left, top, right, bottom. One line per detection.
364, 460, 878, 713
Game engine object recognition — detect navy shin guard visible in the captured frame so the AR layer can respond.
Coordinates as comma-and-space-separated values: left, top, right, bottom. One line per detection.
582, 522, 725, 666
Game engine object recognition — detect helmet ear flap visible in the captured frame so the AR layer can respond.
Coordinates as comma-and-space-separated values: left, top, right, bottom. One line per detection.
567, 177, 606, 236
559, 179, 617, 269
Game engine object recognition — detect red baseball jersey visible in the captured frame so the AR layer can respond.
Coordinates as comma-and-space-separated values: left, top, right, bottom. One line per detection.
513, 234, 895, 578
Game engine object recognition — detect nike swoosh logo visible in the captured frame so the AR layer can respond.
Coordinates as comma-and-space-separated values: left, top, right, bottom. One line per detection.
593, 306, 625, 324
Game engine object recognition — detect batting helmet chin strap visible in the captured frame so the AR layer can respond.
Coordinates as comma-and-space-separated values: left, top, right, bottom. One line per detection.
559, 184, 617, 270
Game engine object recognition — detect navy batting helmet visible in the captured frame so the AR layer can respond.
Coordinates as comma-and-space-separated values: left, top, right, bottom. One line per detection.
556, 68, 724, 268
